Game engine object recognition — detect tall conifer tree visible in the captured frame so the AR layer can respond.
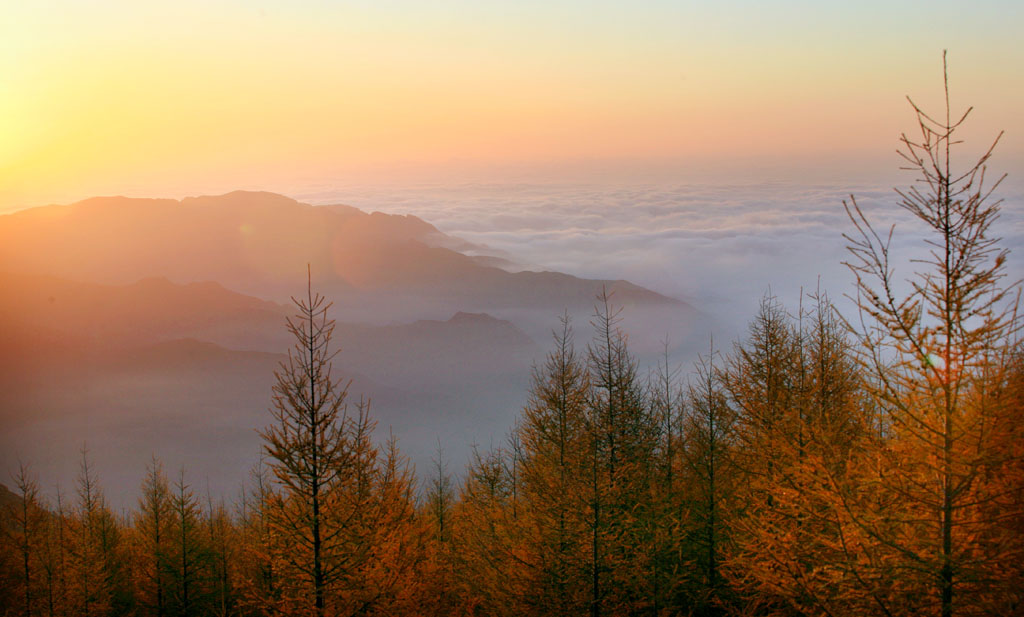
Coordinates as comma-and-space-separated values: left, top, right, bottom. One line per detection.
839, 53, 1021, 615
259, 269, 353, 616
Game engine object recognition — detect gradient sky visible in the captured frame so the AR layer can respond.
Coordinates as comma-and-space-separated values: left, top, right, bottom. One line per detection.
2, 0, 1022, 210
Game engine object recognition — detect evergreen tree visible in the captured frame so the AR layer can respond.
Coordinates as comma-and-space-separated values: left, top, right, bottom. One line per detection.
133, 458, 174, 617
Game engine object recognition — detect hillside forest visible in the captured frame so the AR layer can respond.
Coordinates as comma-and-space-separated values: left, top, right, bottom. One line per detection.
1, 74, 1022, 617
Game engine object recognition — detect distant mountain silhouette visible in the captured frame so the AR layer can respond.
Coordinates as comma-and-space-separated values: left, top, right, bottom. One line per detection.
0, 271, 289, 351
0, 273, 539, 502
0, 191, 680, 322
0, 191, 702, 507
0, 272, 538, 374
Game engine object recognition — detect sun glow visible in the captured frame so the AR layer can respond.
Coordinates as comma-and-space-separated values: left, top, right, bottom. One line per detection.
2, 1, 1022, 210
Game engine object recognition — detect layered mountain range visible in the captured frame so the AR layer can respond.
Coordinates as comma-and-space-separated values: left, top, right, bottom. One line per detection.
0, 191, 696, 505
0, 190, 674, 319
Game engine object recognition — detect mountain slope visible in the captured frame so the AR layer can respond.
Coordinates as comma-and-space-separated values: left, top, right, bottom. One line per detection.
0, 191, 681, 322
0, 274, 539, 505
0, 271, 290, 351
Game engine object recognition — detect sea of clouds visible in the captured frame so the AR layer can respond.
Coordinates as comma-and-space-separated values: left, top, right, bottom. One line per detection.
297, 180, 1024, 345
5, 179, 1021, 508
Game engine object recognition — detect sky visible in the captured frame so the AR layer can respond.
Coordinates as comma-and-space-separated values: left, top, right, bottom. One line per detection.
2, 0, 1022, 210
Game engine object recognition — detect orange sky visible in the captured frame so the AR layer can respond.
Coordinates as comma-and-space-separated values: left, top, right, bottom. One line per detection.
2, 1, 1021, 211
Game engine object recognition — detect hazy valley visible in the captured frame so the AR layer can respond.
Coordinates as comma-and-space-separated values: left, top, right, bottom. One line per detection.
0, 190, 702, 505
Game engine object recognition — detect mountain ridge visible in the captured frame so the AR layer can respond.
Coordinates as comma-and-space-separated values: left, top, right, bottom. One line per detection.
0, 191, 683, 323
0, 190, 700, 506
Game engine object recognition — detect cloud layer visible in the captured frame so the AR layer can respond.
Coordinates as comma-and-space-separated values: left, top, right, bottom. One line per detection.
299, 180, 1024, 342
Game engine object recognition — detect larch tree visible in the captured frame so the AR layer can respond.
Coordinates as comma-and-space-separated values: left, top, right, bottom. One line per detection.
204, 492, 233, 617
422, 441, 460, 614
682, 338, 736, 615
259, 270, 353, 616
452, 443, 519, 616
722, 292, 869, 616
800, 290, 866, 461
70, 450, 105, 617
38, 486, 60, 617
52, 486, 71, 617
980, 345, 1024, 611
721, 292, 877, 615
327, 399, 391, 614
70, 448, 131, 617
719, 294, 802, 612
516, 314, 591, 616
722, 294, 799, 508
427, 442, 455, 547
259, 270, 396, 616
134, 458, 174, 617
6, 463, 48, 617
352, 432, 426, 616
585, 289, 660, 615
838, 52, 1021, 615
635, 345, 688, 615
169, 469, 212, 617
235, 458, 279, 616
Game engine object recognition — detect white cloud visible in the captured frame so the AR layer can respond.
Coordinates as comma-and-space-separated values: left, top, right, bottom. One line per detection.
299, 180, 1024, 341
